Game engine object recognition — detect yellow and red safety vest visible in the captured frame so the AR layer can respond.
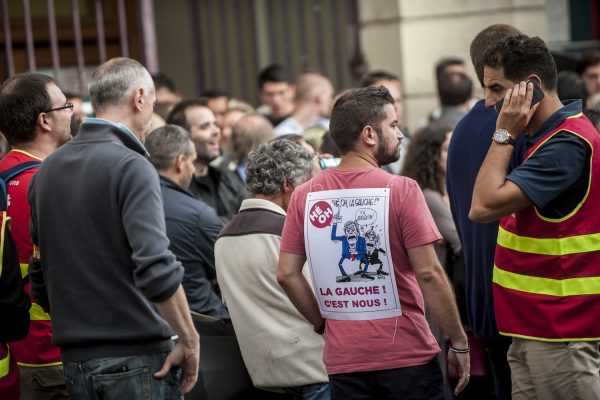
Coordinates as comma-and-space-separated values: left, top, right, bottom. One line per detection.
494, 113, 600, 341
0, 151, 61, 367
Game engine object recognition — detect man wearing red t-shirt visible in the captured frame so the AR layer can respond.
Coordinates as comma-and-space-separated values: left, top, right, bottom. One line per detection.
277, 87, 469, 399
0, 73, 72, 399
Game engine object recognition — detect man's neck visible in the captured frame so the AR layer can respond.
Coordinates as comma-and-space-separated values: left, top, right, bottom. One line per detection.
160, 170, 183, 188
194, 162, 209, 177
13, 141, 55, 160
254, 193, 284, 209
95, 111, 140, 141
291, 102, 319, 130
336, 151, 379, 170
527, 95, 564, 136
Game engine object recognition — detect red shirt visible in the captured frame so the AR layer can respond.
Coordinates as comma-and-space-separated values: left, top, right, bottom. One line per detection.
281, 167, 441, 374
0, 150, 61, 366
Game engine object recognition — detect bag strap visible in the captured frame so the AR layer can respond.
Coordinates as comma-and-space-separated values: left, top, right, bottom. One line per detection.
0, 161, 41, 211
0, 161, 41, 183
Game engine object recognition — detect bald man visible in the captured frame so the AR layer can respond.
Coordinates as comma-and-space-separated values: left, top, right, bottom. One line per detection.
274, 72, 334, 136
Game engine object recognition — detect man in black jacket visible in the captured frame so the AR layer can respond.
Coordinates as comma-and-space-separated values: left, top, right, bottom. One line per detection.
146, 125, 228, 318
167, 99, 248, 222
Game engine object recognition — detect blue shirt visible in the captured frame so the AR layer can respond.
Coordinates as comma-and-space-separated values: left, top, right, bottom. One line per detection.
446, 99, 524, 340
506, 100, 588, 219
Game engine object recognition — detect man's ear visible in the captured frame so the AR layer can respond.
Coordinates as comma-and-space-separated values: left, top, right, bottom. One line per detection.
526, 74, 543, 89
37, 112, 51, 133
174, 154, 185, 173
282, 176, 293, 193
361, 125, 377, 147
134, 87, 145, 111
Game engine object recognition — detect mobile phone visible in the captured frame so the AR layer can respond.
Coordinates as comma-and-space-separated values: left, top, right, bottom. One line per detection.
319, 157, 341, 170
494, 79, 544, 113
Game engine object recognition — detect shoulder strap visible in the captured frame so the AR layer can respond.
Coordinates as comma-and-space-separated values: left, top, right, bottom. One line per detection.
0, 161, 41, 183
0, 161, 41, 211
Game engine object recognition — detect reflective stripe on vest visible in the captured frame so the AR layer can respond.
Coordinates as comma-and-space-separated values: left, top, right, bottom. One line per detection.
493, 264, 600, 296
497, 226, 600, 256
0, 351, 9, 378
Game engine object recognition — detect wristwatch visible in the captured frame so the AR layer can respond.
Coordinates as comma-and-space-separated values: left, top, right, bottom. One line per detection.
492, 129, 515, 145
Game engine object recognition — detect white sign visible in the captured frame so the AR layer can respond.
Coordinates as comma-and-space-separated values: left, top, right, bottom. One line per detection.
304, 188, 401, 320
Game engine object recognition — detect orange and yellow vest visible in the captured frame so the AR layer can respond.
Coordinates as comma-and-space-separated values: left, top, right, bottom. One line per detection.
494, 113, 600, 341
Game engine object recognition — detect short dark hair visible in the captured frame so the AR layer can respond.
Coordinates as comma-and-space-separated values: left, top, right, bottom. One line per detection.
576, 50, 600, 75
360, 70, 399, 87
0, 73, 57, 145
557, 70, 588, 101
469, 24, 522, 85
483, 35, 558, 91
145, 124, 193, 171
437, 72, 473, 106
166, 98, 210, 131
435, 58, 464, 80
257, 64, 293, 89
152, 72, 176, 92
329, 87, 394, 154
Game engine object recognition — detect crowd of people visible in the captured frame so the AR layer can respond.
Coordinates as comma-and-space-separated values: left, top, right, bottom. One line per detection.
1, 21, 600, 400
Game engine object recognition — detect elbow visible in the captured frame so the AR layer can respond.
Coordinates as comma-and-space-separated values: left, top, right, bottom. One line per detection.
469, 202, 496, 224
276, 267, 292, 290
414, 267, 443, 287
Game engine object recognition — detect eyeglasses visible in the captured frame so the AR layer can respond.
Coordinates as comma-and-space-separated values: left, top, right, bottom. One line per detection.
44, 102, 74, 113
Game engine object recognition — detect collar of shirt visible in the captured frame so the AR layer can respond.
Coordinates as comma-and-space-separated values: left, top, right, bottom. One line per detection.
239, 198, 286, 216
82, 118, 149, 157
159, 175, 196, 198
525, 99, 582, 146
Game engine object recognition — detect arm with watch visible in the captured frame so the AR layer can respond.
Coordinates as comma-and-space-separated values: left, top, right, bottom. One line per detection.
469, 81, 537, 223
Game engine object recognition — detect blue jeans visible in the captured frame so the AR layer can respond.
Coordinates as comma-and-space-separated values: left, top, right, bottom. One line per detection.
63, 352, 182, 400
283, 382, 331, 400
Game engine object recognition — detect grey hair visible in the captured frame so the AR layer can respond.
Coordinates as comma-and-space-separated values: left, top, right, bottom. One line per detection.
89, 57, 153, 112
246, 138, 313, 196
145, 124, 193, 171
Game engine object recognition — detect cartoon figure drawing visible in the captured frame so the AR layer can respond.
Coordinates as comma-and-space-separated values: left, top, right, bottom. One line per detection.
364, 229, 389, 277
331, 212, 372, 282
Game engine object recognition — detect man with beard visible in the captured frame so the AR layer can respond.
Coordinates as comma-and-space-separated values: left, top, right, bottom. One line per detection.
278, 87, 469, 399
167, 99, 248, 222
0, 73, 72, 400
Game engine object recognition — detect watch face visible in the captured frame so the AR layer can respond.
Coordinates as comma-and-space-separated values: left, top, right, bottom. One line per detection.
494, 130, 509, 143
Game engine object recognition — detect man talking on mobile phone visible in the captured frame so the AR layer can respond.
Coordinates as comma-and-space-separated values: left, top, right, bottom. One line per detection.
470, 35, 600, 400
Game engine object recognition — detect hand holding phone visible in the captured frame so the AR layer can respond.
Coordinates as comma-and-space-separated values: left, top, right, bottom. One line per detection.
495, 79, 544, 113
495, 80, 543, 137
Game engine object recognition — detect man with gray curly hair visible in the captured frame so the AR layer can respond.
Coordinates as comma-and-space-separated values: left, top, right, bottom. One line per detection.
215, 139, 330, 399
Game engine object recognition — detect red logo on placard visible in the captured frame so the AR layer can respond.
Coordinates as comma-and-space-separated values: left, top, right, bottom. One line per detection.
309, 201, 334, 228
